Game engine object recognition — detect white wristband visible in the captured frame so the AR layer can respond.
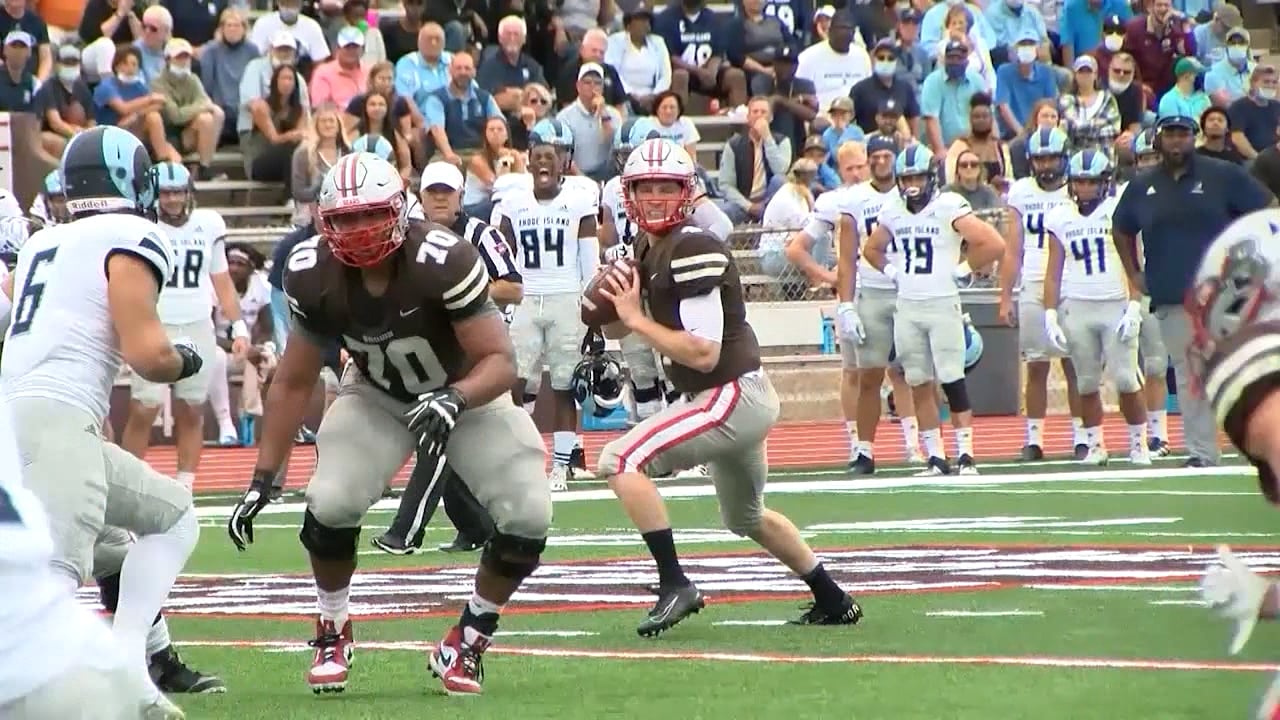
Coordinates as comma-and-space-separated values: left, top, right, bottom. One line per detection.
1125, 300, 1142, 316
231, 319, 250, 340
1044, 308, 1058, 324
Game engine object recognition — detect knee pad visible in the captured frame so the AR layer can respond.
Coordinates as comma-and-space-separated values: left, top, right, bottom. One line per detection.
941, 379, 971, 414
480, 532, 546, 581
1113, 368, 1143, 395
299, 510, 360, 561
1143, 356, 1168, 378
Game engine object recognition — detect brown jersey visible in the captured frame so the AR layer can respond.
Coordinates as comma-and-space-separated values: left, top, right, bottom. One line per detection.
634, 220, 761, 394
282, 220, 496, 403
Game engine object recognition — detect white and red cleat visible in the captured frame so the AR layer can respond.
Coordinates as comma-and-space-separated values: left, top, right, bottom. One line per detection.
428, 625, 489, 696
306, 619, 353, 694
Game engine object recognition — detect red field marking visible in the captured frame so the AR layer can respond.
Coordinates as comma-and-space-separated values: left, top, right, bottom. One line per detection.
169, 415, 1202, 492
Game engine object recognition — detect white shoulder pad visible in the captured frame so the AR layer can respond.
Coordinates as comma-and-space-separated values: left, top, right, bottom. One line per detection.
1040, 203, 1072, 240
933, 191, 973, 226
114, 216, 175, 284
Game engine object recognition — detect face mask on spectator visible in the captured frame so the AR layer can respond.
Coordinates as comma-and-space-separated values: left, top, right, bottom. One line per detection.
118, 71, 139, 84
170, 65, 190, 77
945, 62, 965, 80
1015, 45, 1036, 64
1260, 87, 1278, 100
57, 66, 78, 84
279, 7, 300, 23
874, 59, 897, 77
1227, 46, 1248, 63
1103, 34, 1122, 51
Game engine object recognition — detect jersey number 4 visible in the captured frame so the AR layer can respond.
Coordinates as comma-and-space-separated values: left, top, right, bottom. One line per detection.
343, 335, 447, 396
1024, 213, 1046, 250
167, 249, 205, 289
1070, 237, 1108, 276
901, 236, 934, 275
11, 247, 58, 336
519, 227, 566, 269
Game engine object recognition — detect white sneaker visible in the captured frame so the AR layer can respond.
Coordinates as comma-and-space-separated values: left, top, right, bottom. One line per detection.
1129, 443, 1153, 466
548, 464, 569, 492
674, 465, 709, 479
907, 448, 926, 464
1081, 445, 1109, 466
141, 694, 185, 720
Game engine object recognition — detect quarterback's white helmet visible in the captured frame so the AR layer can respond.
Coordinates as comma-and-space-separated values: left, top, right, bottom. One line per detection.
621, 138, 697, 235
317, 151, 409, 267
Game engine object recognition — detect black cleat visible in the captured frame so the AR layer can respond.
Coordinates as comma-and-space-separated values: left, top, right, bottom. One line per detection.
915, 456, 951, 476
371, 526, 427, 555
847, 454, 875, 475
438, 533, 484, 553
1149, 437, 1171, 457
1073, 443, 1089, 461
150, 646, 226, 694
1020, 444, 1044, 461
956, 453, 978, 475
637, 583, 705, 637
1183, 456, 1215, 468
790, 595, 863, 626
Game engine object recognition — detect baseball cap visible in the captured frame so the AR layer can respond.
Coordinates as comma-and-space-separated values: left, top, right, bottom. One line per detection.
1225, 26, 1251, 44
337, 26, 365, 47
578, 62, 604, 80
1072, 55, 1098, 72
1015, 28, 1039, 44
866, 135, 899, 157
877, 96, 902, 115
421, 161, 464, 191
803, 135, 826, 153
1102, 14, 1125, 32
872, 37, 897, 54
1214, 1, 1243, 28
1173, 56, 1203, 77
814, 5, 835, 20
899, 7, 922, 22
4, 30, 32, 47
943, 39, 968, 57
56, 45, 80, 62
165, 38, 193, 58
270, 30, 297, 50
1156, 114, 1199, 133
829, 96, 854, 114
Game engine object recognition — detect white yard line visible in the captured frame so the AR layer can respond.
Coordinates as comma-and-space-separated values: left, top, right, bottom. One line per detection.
926, 610, 1044, 617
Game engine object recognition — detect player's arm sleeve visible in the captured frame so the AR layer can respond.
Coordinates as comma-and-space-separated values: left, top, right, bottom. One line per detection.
670, 232, 731, 299
439, 240, 495, 321
678, 287, 724, 343
691, 200, 734, 243
107, 225, 172, 290
577, 215, 600, 287
1202, 320, 1280, 501
477, 224, 521, 282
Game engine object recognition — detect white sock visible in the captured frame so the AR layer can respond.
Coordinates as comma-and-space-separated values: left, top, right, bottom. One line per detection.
467, 593, 503, 617
175, 471, 194, 490
146, 617, 172, 657
1026, 419, 1044, 447
552, 431, 575, 467
955, 427, 974, 457
1148, 410, 1167, 441
1128, 423, 1146, 449
922, 428, 945, 459
900, 416, 919, 454
317, 586, 350, 629
1072, 417, 1086, 447
208, 347, 234, 433
857, 440, 874, 459
1085, 425, 1102, 447
845, 420, 859, 454
113, 509, 198, 702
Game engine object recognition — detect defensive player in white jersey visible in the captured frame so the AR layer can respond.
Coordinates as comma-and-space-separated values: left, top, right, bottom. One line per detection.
29, 170, 70, 228
863, 145, 1006, 476
498, 119, 600, 491
1042, 150, 1152, 466
834, 136, 925, 473
1000, 127, 1086, 461
0, 396, 145, 720
0, 126, 202, 720
209, 244, 276, 445
119, 162, 250, 488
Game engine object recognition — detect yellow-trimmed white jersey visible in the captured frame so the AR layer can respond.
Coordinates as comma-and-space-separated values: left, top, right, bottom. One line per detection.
878, 191, 971, 300
841, 182, 903, 291
1006, 178, 1071, 285
1044, 196, 1127, 302
157, 208, 228, 325
1, 214, 173, 426
502, 182, 598, 295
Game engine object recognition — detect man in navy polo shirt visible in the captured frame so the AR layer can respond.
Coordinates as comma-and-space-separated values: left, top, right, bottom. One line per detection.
849, 37, 920, 136
0, 30, 36, 112
1113, 115, 1274, 467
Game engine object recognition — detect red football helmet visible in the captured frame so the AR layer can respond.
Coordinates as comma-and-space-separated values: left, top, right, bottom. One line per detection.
317, 152, 409, 267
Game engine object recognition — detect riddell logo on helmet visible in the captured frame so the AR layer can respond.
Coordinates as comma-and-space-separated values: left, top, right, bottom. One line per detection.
66, 198, 130, 212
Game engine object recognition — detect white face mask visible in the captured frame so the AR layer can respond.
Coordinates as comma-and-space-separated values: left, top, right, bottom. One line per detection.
1015, 45, 1036, 64
169, 65, 190, 77
56, 66, 78, 84
1103, 34, 1123, 51
117, 72, 139, 84
1261, 88, 1278, 100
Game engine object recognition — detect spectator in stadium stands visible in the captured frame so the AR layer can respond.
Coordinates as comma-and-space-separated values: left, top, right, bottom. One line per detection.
922, 0, 997, 53
655, 0, 748, 111
556, 63, 621, 180
463, 115, 510, 219
995, 30, 1059, 137
651, 89, 700, 157
153, 38, 225, 180
812, 5, 833, 43
945, 148, 1003, 209
921, 39, 989, 154
822, 96, 865, 160
606, 5, 674, 113
985, 0, 1048, 68
355, 91, 414, 178
1058, 0, 1131, 67
847, 0, 896, 48
1193, 0, 1241, 66
1197, 105, 1245, 163
311, 26, 369, 110
1122, 0, 1193, 98
558, 0, 617, 47
894, 8, 931, 85
717, 95, 791, 223
201, 7, 257, 145
1007, 97, 1060, 177
865, 95, 907, 144
0, 30, 34, 112
347, 61, 417, 141
424, 0, 487, 52
250, 0, 330, 64
243, 64, 308, 190
761, 157, 818, 297
381, 0, 424, 63
761, 44, 816, 153
425, 51, 501, 165
850, 38, 921, 136
1033, 0, 1063, 47
796, 11, 871, 113
945, 92, 1012, 190
1106, 50, 1145, 132
35, 45, 95, 161
162, 0, 226, 53
1084, 12, 1125, 77
395, 23, 452, 113
239, 32, 313, 137
1059, 54, 1121, 153
1205, 27, 1253, 106
558, 28, 627, 112
134, 5, 173, 84
94, 45, 182, 162
1228, 64, 1280, 161
291, 104, 349, 227
800, 134, 840, 191
1158, 56, 1209, 121
0, 0, 48, 80
322, 0, 388, 64
80, 0, 143, 49
510, 81, 551, 149
477, 16, 547, 116
725, 0, 794, 97
940, 5, 995, 96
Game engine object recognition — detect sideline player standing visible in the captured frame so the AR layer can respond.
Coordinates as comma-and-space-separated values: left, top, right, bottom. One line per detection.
863, 145, 1006, 476
596, 138, 863, 636
0, 126, 203, 720
1041, 150, 1152, 466
120, 162, 249, 489
1001, 127, 1086, 460
225, 153, 552, 697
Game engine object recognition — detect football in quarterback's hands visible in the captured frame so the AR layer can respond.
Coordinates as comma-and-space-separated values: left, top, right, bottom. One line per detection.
581, 257, 637, 327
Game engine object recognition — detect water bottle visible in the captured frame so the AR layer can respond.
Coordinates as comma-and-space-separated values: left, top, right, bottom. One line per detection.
821, 314, 836, 354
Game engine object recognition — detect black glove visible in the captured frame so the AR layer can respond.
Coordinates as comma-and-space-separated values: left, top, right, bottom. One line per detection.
581, 327, 606, 356
227, 469, 275, 551
405, 387, 467, 454
173, 339, 203, 381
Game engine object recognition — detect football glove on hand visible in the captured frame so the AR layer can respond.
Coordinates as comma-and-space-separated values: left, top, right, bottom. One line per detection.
835, 302, 865, 343
603, 243, 631, 262
882, 264, 902, 287
1200, 544, 1273, 655
1117, 300, 1143, 343
1044, 309, 1070, 354
581, 326, 606, 356
406, 387, 466, 453
227, 469, 276, 551
172, 337, 203, 381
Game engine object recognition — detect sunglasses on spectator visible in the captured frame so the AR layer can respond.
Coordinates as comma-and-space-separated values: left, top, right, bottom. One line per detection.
528, 97, 548, 105
958, 161, 981, 169
1111, 68, 1133, 77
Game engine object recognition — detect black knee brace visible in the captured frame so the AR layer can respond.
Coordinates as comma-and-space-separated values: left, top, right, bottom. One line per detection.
521, 392, 538, 407
942, 379, 971, 414
299, 510, 360, 561
480, 532, 547, 581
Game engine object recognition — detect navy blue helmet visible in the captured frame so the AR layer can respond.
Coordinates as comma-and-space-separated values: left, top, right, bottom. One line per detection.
60, 126, 157, 219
